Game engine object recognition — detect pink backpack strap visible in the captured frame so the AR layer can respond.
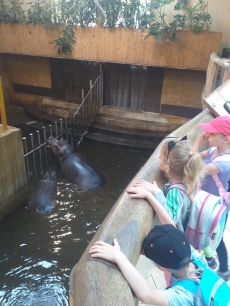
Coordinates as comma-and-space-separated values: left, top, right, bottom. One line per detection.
212, 155, 230, 162
210, 153, 230, 205
212, 173, 225, 204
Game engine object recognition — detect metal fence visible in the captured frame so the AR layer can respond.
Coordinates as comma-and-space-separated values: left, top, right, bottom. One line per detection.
22, 70, 103, 182
72, 70, 103, 147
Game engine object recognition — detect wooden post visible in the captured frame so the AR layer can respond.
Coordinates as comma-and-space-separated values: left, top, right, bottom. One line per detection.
222, 68, 230, 84
203, 54, 219, 97
0, 77, 8, 130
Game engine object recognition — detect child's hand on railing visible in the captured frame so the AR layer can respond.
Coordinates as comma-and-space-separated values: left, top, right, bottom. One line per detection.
133, 180, 161, 195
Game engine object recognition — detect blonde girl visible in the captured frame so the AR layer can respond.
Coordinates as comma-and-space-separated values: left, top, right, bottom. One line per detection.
128, 136, 204, 232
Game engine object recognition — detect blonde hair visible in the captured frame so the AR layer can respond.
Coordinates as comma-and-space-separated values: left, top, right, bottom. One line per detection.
162, 140, 204, 199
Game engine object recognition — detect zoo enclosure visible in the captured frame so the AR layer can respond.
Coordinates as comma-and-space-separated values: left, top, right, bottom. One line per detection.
22, 70, 103, 183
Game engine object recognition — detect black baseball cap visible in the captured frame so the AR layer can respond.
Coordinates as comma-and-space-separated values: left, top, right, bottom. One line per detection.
143, 225, 191, 270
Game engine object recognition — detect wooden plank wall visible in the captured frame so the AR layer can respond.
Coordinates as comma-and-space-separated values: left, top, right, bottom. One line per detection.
0, 24, 222, 70
0, 53, 206, 117
161, 69, 206, 117
0, 54, 51, 106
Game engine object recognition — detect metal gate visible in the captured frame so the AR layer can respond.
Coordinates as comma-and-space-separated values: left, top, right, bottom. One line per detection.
23, 70, 103, 183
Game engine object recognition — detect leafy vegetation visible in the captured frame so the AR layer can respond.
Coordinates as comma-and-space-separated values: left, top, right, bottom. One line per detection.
0, 0, 212, 54
50, 26, 76, 56
146, 0, 212, 41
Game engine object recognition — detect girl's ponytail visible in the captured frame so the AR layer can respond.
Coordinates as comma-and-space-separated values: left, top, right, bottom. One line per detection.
184, 152, 204, 199
165, 141, 204, 199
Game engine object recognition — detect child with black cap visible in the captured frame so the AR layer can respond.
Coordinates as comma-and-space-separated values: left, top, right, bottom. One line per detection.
193, 116, 230, 280
89, 224, 204, 306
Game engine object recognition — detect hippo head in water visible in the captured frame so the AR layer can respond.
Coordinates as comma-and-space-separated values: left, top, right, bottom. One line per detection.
46, 136, 74, 162
27, 170, 57, 213
46, 136, 108, 190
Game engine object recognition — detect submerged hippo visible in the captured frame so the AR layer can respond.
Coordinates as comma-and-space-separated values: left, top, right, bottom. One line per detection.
27, 170, 57, 212
46, 136, 108, 190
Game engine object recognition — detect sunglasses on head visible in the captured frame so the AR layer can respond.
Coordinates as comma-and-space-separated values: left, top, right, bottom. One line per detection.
166, 135, 187, 159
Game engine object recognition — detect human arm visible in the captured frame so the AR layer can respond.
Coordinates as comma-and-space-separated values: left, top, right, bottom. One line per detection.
89, 239, 169, 306
133, 180, 162, 195
203, 163, 220, 175
126, 186, 175, 226
192, 133, 209, 158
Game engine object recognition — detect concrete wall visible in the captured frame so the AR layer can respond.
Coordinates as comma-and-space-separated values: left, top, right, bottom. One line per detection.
0, 126, 28, 219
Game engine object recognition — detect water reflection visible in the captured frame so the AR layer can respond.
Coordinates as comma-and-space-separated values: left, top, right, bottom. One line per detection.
0, 142, 151, 305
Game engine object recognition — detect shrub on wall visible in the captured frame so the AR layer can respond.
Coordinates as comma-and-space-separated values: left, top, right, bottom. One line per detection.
0, 0, 212, 55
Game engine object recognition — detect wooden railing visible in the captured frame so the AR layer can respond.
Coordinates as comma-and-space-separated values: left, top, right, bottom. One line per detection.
0, 77, 7, 130
69, 52, 230, 305
202, 52, 230, 104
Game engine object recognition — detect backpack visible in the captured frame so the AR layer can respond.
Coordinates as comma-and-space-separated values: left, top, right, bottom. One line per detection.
168, 183, 226, 251
208, 147, 230, 205
172, 257, 230, 306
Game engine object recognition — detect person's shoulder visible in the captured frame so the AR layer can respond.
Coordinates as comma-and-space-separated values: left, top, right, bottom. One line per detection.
165, 285, 194, 305
213, 157, 230, 171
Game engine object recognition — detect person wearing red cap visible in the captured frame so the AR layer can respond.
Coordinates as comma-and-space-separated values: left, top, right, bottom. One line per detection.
193, 115, 230, 281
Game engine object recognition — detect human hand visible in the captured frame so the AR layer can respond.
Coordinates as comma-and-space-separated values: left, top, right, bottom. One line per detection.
126, 186, 152, 199
89, 238, 122, 263
195, 133, 209, 146
222, 59, 230, 64
133, 180, 161, 195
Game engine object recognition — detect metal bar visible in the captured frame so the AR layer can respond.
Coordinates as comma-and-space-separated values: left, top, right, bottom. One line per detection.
64, 117, 68, 131
72, 113, 75, 148
49, 124, 53, 136
30, 133, 36, 177
24, 142, 47, 157
98, 73, 101, 108
42, 126, 48, 167
89, 80, 92, 123
76, 112, 79, 145
95, 79, 98, 113
36, 130, 43, 172
60, 118, 63, 134
82, 89, 85, 129
55, 122, 58, 137
101, 71, 103, 105
69, 109, 73, 146
23, 137, 30, 182
0, 77, 7, 130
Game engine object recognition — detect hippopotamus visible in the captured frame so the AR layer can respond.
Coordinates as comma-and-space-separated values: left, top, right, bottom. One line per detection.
46, 136, 108, 190
27, 170, 57, 212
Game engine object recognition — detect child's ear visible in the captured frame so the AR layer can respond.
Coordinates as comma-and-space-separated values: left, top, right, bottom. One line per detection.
165, 165, 170, 173
223, 136, 230, 144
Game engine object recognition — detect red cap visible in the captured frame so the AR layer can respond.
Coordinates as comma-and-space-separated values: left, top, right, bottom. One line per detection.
199, 116, 230, 136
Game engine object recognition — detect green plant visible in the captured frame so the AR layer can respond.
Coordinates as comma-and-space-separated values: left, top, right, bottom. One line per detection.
145, 0, 212, 41
0, 0, 26, 23
146, 0, 182, 41
184, 0, 212, 33
0, 0, 213, 53
50, 26, 76, 56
